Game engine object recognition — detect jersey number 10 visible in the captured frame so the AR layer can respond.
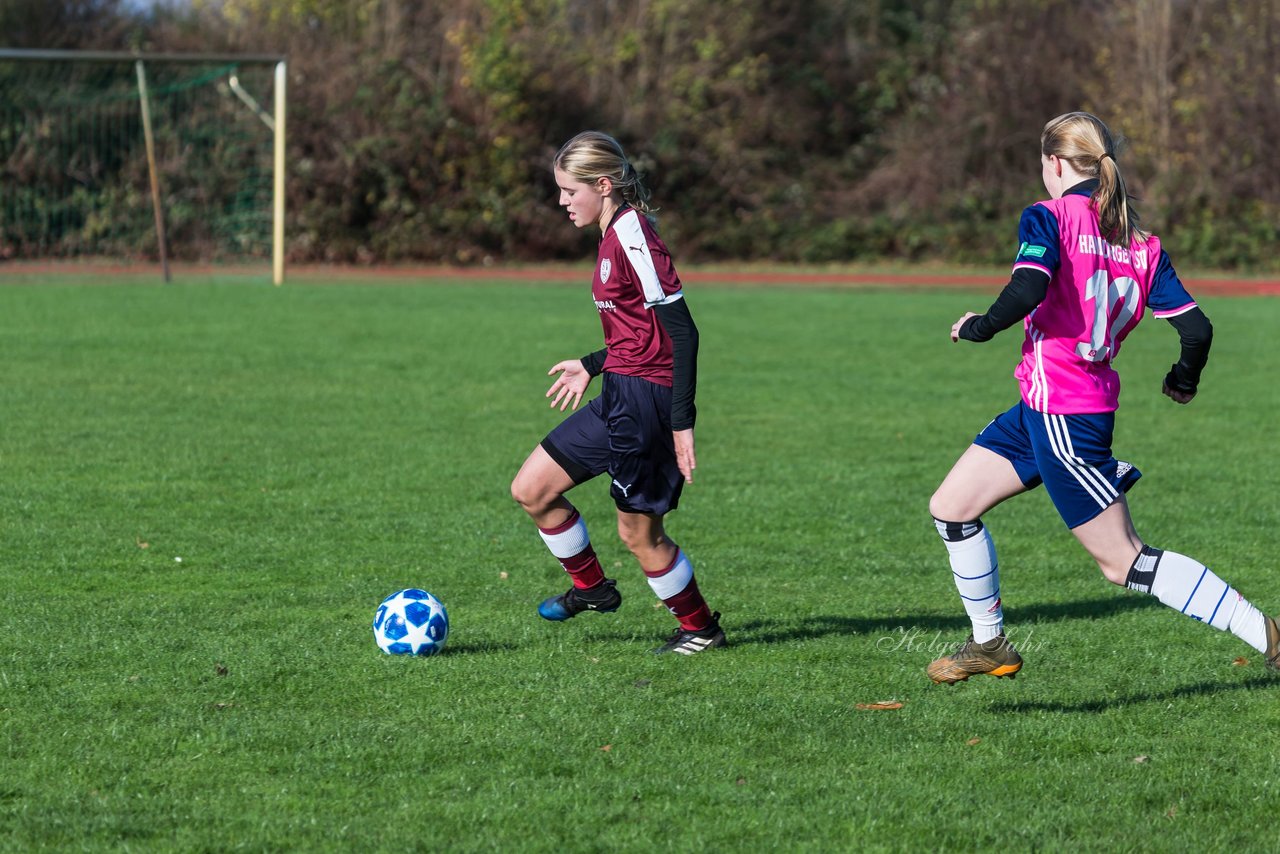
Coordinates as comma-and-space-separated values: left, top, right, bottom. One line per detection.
1077, 271, 1139, 363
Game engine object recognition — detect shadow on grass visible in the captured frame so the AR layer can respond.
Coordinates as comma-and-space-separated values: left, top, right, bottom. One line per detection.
989, 674, 1280, 713
443, 639, 525, 655
722, 593, 1162, 647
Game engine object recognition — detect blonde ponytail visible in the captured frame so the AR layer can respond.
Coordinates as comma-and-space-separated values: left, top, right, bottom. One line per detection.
1041, 113, 1147, 247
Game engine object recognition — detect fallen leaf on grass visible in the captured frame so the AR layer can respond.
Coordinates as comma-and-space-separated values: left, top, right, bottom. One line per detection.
966, 737, 981, 746
854, 701, 904, 711
599, 744, 612, 752
1232, 656, 1249, 666
499, 571, 509, 580
1133, 755, 1150, 764
135, 538, 149, 549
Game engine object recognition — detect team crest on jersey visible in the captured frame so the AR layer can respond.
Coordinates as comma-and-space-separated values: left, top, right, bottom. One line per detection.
600, 259, 611, 284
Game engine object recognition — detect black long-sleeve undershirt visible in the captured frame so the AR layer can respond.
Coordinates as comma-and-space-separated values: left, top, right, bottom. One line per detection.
958, 267, 1051, 342
653, 299, 699, 430
577, 298, 700, 431
580, 348, 607, 377
958, 267, 1213, 395
1163, 306, 1212, 393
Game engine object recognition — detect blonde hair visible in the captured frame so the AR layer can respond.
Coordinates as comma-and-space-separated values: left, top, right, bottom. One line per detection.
1041, 112, 1147, 247
554, 131, 656, 223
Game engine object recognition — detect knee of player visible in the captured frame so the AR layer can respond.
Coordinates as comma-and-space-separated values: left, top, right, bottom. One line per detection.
510, 473, 543, 511
1082, 533, 1145, 586
615, 518, 642, 552
928, 490, 958, 522
1096, 555, 1136, 586
615, 516, 662, 554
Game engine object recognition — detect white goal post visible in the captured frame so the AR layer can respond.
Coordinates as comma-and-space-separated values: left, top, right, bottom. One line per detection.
0, 49, 288, 284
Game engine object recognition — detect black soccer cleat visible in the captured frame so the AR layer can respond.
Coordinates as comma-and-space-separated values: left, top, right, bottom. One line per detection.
537, 578, 622, 622
652, 612, 726, 655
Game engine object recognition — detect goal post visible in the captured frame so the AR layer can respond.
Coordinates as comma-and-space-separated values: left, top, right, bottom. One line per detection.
0, 49, 288, 284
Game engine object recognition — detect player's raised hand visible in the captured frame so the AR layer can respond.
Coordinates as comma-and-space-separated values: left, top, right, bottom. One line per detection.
673, 428, 696, 484
546, 359, 593, 411
951, 312, 979, 342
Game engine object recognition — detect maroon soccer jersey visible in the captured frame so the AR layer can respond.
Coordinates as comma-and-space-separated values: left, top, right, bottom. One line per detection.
592, 207, 684, 386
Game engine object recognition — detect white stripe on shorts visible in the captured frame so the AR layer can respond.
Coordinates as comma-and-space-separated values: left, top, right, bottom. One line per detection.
1042, 412, 1118, 511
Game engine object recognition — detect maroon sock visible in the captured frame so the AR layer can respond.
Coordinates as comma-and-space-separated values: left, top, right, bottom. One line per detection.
644, 550, 712, 631
560, 546, 605, 589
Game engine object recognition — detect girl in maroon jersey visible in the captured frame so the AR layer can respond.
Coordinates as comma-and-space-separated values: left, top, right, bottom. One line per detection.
510, 131, 724, 655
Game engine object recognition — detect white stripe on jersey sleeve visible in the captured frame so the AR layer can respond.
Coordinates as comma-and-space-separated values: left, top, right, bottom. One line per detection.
614, 209, 682, 308
1152, 302, 1198, 319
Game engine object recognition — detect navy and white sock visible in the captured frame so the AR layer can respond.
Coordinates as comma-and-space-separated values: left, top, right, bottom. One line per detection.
935, 518, 1003, 643
1126, 545, 1268, 653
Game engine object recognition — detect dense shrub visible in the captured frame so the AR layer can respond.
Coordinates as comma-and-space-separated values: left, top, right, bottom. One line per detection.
6, 0, 1279, 270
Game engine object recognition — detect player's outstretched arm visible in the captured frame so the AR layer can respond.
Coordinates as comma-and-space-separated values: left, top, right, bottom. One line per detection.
953, 268, 1051, 343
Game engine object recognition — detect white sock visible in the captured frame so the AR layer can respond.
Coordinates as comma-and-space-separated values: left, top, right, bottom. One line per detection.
644, 549, 693, 600
1126, 546, 1269, 653
935, 518, 1003, 643
536, 510, 591, 559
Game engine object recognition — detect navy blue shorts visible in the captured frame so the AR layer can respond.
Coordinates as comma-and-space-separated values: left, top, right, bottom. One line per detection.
541, 372, 684, 516
974, 401, 1142, 529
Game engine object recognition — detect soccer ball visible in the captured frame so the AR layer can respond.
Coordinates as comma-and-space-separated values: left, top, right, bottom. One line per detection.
372, 589, 449, 656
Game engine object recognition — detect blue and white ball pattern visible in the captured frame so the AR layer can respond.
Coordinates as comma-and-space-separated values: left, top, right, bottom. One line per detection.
373, 589, 449, 656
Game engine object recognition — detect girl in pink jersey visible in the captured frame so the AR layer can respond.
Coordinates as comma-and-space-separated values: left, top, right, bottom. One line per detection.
510, 131, 724, 655
926, 112, 1277, 683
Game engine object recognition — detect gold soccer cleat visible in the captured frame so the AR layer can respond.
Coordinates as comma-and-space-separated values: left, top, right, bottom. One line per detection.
927, 634, 1023, 684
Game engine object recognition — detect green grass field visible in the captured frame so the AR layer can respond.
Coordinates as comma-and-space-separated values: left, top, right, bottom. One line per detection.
2, 271, 1278, 852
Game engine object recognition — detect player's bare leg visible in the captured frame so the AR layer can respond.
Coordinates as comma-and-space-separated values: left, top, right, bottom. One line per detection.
930, 444, 1028, 524
511, 444, 577, 529
1073, 495, 1277, 667
617, 511, 724, 654
1068, 497, 1142, 584
512, 445, 620, 620
928, 445, 1028, 684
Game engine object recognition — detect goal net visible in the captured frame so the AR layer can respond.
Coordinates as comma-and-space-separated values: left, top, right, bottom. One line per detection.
1, 51, 284, 277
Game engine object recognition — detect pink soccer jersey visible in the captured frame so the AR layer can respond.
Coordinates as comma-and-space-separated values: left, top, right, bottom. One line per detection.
592, 207, 685, 386
1010, 191, 1197, 414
